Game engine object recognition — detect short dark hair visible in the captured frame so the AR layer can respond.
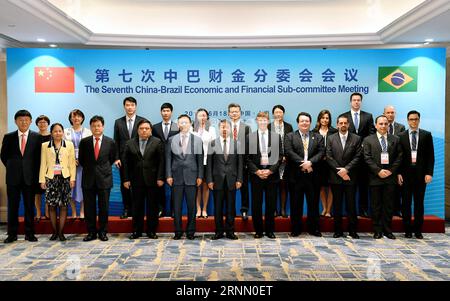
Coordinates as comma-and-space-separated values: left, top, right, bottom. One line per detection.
123, 96, 137, 106
228, 103, 241, 112
68, 109, 85, 125
375, 115, 388, 123
90, 115, 104, 126
161, 102, 173, 111
219, 119, 231, 127
35, 115, 50, 126
50, 123, 64, 133
272, 104, 285, 114
177, 114, 192, 123
407, 110, 421, 119
337, 114, 349, 123
296, 112, 312, 123
350, 92, 363, 101
137, 119, 152, 129
14, 110, 32, 120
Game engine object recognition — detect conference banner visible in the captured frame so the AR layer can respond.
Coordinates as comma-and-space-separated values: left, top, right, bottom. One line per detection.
6, 48, 446, 217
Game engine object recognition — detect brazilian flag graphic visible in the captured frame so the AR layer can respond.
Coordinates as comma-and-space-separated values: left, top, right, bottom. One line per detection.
378, 66, 418, 92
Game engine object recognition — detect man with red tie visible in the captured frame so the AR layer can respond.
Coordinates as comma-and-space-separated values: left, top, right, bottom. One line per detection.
78, 116, 119, 242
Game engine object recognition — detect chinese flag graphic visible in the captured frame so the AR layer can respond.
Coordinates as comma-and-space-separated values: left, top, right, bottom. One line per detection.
35, 67, 75, 93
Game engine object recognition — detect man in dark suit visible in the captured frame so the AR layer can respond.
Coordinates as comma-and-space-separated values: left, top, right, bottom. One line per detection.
363, 115, 402, 240
123, 119, 165, 240
384, 105, 406, 217
113, 96, 145, 219
206, 119, 243, 240
246, 112, 282, 239
398, 110, 434, 239
79, 115, 119, 242
228, 103, 252, 221
341, 92, 375, 217
166, 114, 204, 240
1, 110, 41, 243
152, 103, 179, 217
326, 115, 362, 239
284, 112, 324, 237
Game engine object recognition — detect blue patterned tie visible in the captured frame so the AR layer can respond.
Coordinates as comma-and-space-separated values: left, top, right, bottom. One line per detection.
354, 112, 359, 133
380, 136, 387, 152
411, 131, 417, 151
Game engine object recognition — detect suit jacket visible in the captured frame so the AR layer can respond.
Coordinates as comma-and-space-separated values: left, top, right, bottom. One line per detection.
39, 140, 76, 182
1, 130, 41, 186
114, 115, 145, 160
268, 121, 294, 156
391, 122, 406, 136
342, 110, 375, 138
398, 129, 434, 178
123, 136, 165, 187
78, 135, 118, 189
363, 133, 403, 186
165, 133, 204, 186
246, 130, 282, 183
326, 132, 362, 185
206, 137, 243, 190
152, 121, 179, 145
284, 130, 325, 183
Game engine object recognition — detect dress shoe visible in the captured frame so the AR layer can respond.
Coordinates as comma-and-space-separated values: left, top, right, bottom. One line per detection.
49, 234, 58, 241
349, 232, 360, 239
373, 232, 383, 239
290, 232, 300, 237
226, 233, 238, 240
266, 232, 276, 239
58, 234, 66, 241
186, 234, 195, 240
98, 232, 109, 241
415, 233, 424, 239
241, 211, 248, 221
120, 209, 129, 219
4, 235, 17, 244
173, 233, 183, 240
83, 233, 97, 241
405, 232, 413, 238
333, 232, 344, 238
384, 233, 396, 240
25, 234, 38, 242
147, 232, 158, 239
309, 231, 322, 237
129, 232, 142, 239
254, 233, 263, 239
211, 233, 224, 240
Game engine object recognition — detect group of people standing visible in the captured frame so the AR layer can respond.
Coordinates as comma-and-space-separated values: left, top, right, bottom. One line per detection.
0, 92, 434, 243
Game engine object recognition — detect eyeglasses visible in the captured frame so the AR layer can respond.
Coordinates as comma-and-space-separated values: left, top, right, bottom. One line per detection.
408, 118, 420, 121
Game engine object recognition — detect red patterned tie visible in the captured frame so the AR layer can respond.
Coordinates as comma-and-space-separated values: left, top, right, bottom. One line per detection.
94, 137, 100, 160
233, 125, 238, 140
20, 134, 26, 156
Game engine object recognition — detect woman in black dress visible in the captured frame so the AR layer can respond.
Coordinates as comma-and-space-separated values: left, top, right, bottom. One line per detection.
35, 115, 51, 221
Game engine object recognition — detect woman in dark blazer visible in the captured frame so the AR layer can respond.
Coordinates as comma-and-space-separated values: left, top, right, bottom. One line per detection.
312, 109, 337, 218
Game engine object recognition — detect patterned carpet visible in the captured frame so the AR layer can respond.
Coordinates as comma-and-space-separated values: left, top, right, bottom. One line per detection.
0, 225, 449, 281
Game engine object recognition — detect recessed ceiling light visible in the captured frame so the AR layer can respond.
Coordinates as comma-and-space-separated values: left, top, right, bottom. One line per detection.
49, 44, 58, 48
424, 38, 434, 42
37, 38, 46, 42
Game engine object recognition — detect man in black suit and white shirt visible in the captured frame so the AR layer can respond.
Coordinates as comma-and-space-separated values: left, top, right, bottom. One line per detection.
326, 115, 362, 239
363, 115, 402, 240
113, 96, 145, 219
1, 110, 41, 243
398, 110, 434, 239
152, 103, 179, 217
341, 92, 375, 217
123, 119, 165, 240
79, 116, 119, 242
284, 112, 324, 237
206, 120, 243, 240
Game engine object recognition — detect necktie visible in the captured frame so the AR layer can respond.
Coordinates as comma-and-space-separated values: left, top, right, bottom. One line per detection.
389, 123, 394, 135
233, 125, 238, 140
411, 131, 417, 151
354, 112, 359, 133
20, 134, 26, 156
380, 136, 387, 152
164, 123, 169, 140
261, 132, 267, 153
94, 137, 100, 160
302, 133, 309, 153
140, 139, 146, 155
341, 135, 346, 150
223, 139, 228, 161
181, 134, 188, 154
128, 119, 133, 139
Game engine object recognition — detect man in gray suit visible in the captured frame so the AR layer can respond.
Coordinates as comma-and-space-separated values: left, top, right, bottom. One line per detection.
207, 120, 243, 240
326, 115, 362, 239
166, 114, 204, 240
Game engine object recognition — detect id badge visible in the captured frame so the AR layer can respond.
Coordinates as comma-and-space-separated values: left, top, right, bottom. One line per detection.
54, 164, 62, 175
260, 153, 269, 165
381, 152, 389, 165
411, 151, 417, 164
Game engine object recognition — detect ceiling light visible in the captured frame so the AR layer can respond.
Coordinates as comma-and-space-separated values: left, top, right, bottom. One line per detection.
423, 42, 430, 45
37, 38, 46, 42
49, 44, 58, 48
424, 38, 434, 42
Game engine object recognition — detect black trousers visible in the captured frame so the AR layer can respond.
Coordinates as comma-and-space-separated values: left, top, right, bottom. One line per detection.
213, 180, 236, 234
7, 182, 35, 236
172, 185, 197, 235
402, 172, 426, 234
156, 184, 173, 215
289, 175, 319, 233
83, 187, 110, 234
331, 184, 358, 233
240, 167, 250, 213
356, 166, 369, 214
131, 186, 159, 234
370, 184, 395, 234
250, 178, 277, 234
393, 184, 403, 214
119, 165, 132, 212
